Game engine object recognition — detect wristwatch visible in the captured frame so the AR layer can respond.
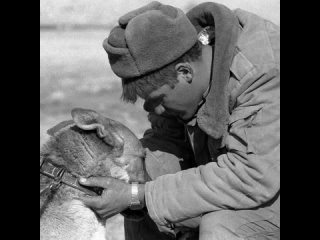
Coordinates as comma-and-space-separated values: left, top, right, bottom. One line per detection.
129, 182, 144, 210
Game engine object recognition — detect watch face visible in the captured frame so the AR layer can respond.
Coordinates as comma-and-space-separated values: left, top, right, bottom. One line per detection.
129, 182, 144, 210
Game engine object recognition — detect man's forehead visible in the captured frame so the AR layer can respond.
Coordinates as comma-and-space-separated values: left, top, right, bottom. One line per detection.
138, 84, 163, 100
145, 84, 172, 98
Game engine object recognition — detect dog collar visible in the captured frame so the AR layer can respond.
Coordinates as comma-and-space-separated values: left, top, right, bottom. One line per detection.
40, 158, 102, 196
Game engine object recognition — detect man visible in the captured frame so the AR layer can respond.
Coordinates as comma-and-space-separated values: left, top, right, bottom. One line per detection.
79, 1, 280, 239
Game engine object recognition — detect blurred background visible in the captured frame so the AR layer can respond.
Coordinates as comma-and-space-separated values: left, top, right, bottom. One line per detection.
40, 0, 280, 239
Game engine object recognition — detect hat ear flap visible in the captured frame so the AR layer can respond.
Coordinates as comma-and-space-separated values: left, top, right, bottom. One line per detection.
71, 108, 124, 152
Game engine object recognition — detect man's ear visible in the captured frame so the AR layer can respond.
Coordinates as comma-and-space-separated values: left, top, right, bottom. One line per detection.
175, 63, 193, 84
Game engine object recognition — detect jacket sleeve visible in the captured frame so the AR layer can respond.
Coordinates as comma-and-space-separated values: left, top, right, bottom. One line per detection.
144, 66, 280, 228
140, 113, 194, 180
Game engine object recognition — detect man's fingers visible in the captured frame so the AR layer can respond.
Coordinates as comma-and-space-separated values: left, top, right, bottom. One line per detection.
80, 195, 103, 209
79, 176, 112, 188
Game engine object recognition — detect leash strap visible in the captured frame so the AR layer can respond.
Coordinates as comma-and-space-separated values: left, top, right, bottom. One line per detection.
40, 158, 101, 195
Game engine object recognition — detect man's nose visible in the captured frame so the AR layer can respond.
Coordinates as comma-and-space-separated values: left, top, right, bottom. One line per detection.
154, 104, 166, 115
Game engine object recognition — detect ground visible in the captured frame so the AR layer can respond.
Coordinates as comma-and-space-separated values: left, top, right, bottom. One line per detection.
40, 29, 150, 240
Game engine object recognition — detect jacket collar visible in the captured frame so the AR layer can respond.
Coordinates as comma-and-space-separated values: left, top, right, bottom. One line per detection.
187, 2, 239, 139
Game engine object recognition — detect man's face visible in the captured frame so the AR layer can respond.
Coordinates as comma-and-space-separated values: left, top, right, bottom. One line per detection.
141, 59, 210, 121
143, 81, 200, 121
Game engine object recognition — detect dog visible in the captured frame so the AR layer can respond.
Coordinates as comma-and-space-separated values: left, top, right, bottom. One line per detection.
40, 108, 147, 240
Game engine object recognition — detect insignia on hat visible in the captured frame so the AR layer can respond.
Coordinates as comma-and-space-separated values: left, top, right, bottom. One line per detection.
198, 26, 211, 45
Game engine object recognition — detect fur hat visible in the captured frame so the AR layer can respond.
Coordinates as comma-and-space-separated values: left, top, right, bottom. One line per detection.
103, 1, 198, 79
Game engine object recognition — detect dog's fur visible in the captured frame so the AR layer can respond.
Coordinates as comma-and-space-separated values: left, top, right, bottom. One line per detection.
40, 108, 146, 240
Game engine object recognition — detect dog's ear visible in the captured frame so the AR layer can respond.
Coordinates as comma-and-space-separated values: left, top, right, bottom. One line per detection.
71, 108, 124, 151
47, 120, 75, 136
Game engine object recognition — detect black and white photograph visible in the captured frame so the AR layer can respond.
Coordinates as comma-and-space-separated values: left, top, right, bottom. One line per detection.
40, 1, 280, 239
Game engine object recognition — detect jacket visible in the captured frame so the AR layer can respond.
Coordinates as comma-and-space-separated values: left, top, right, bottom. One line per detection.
140, 2, 280, 231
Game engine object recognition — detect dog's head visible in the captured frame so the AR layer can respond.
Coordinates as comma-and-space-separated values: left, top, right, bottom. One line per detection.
40, 108, 146, 184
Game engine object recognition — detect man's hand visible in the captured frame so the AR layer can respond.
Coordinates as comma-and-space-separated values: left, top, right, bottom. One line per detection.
78, 176, 131, 219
